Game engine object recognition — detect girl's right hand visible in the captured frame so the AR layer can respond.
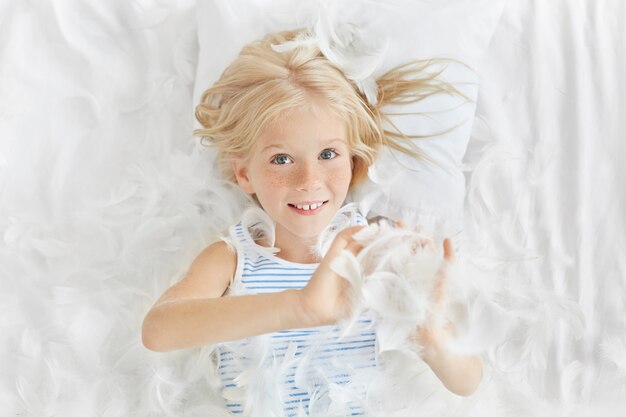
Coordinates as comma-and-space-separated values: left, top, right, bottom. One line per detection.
296, 225, 366, 327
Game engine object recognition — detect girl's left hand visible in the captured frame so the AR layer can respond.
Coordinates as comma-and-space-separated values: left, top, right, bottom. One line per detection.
413, 238, 455, 349
392, 221, 456, 349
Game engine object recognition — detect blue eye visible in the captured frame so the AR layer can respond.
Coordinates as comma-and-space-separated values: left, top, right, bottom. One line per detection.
319, 149, 338, 160
271, 154, 292, 165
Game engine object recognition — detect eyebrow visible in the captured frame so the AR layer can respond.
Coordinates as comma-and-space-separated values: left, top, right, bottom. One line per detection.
260, 138, 346, 153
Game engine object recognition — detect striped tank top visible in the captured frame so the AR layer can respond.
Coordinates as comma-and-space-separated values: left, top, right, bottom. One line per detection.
217, 211, 378, 417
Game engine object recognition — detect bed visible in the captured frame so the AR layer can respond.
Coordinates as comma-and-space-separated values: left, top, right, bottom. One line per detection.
0, 0, 624, 415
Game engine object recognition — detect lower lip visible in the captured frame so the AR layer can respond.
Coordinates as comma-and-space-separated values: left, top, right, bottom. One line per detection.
288, 201, 328, 216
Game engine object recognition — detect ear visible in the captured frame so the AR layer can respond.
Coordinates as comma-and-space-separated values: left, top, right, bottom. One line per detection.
230, 155, 255, 194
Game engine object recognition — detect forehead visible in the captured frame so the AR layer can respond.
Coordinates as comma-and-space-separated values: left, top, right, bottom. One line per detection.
255, 104, 348, 151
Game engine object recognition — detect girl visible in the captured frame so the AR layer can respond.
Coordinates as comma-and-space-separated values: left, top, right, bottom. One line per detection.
142, 29, 482, 416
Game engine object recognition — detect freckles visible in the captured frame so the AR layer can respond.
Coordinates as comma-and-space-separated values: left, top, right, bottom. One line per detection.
262, 167, 290, 187
326, 164, 352, 183
271, 176, 290, 187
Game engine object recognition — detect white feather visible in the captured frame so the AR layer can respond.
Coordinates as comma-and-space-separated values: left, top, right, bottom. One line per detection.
315, 202, 362, 257
333, 222, 445, 358
240, 204, 281, 256
3, 0, 626, 416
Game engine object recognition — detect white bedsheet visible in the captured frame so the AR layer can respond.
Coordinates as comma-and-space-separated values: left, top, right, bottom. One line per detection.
465, 0, 626, 411
0, 0, 624, 416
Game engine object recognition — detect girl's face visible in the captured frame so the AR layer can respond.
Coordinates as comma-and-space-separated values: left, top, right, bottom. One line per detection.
231, 104, 353, 244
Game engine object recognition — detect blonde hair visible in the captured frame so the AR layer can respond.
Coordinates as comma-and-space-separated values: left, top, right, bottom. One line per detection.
194, 28, 469, 189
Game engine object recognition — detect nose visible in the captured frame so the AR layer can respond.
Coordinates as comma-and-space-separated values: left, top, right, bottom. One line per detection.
294, 161, 322, 192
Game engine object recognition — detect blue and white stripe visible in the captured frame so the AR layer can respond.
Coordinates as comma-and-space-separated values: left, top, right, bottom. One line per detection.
218, 212, 376, 416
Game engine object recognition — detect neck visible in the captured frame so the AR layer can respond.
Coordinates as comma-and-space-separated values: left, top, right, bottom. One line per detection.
275, 242, 320, 264
257, 225, 321, 264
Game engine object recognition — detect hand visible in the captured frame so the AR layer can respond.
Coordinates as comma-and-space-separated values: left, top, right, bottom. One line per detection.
392, 220, 436, 254
413, 238, 456, 350
297, 226, 366, 327
389, 220, 455, 347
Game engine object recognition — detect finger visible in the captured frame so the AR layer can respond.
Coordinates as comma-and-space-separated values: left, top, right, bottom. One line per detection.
442, 238, 455, 263
432, 255, 450, 304
335, 225, 365, 243
336, 226, 366, 254
427, 249, 452, 325
407, 228, 434, 251
346, 234, 366, 254
345, 240, 364, 255
433, 273, 446, 302
341, 225, 366, 237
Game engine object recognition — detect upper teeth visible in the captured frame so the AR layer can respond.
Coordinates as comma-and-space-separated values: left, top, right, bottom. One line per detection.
294, 202, 323, 210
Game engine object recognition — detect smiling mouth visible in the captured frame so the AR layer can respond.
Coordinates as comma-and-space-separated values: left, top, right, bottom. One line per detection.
288, 200, 329, 211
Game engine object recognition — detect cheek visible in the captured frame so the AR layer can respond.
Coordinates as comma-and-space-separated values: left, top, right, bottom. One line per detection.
259, 167, 290, 190
326, 163, 353, 186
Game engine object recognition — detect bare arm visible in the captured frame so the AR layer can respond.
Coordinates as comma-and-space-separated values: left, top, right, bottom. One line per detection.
143, 290, 306, 352
141, 241, 307, 352
421, 343, 483, 397
411, 238, 483, 396
413, 324, 483, 396
142, 225, 366, 353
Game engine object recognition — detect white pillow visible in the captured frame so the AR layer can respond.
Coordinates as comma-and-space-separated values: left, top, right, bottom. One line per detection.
193, 0, 505, 233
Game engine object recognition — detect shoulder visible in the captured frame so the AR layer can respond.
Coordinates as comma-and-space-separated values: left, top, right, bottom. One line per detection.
199, 238, 237, 258
183, 239, 238, 297
191, 240, 237, 281
152, 240, 237, 307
